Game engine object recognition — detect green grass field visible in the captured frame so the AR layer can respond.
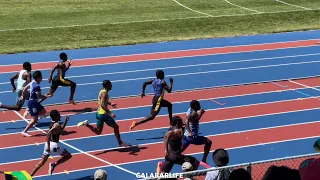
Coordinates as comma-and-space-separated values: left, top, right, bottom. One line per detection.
1, 0, 320, 54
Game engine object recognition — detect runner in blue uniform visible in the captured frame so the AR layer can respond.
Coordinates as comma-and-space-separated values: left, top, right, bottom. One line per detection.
130, 70, 173, 130
182, 100, 212, 168
21, 71, 51, 137
45, 53, 76, 104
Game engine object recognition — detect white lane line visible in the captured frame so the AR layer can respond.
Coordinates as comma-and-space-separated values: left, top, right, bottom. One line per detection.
1, 51, 320, 85
172, 0, 213, 17
12, 111, 137, 176
1, 8, 318, 32
223, 0, 262, 13
274, 0, 312, 10
2, 120, 319, 166
1, 58, 319, 94
1, 96, 320, 150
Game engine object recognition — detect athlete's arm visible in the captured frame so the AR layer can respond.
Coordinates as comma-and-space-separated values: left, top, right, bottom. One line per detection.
20, 83, 30, 100
61, 116, 70, 130
46, 123, 60, 151
164, 131, 173, 155
66, 60, 73, 71
48, 64, 59, 82
100, 91, 111, 111
24, 72, 31, 83
141, 79, 153, 97
163, 78, 173, 93
185, 113, 194, 137
196, 109, 205, 120
10, 73, 19, 92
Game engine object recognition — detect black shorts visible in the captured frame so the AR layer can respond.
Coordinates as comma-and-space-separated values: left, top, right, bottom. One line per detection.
51, 76, 74, 89
151, 96, 171, 113
161, 153, 196, 173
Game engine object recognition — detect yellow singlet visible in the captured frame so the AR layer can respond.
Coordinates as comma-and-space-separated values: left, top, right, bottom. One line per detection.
97, 89, 110, 115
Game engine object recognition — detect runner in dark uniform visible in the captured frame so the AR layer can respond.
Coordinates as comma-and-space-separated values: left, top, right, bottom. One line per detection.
30, 110, 72, 176
130, 70, 173, 130
45, 53, 76, 104
157, 116, 200, 173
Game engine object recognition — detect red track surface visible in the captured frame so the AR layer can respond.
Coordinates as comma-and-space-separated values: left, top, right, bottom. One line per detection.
1, 96, 320, 149
0, 40, 317, 73
2, 77, 319, 123
1, 122, 319, 177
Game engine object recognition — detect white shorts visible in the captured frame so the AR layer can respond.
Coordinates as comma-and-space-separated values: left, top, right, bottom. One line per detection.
43, 142, 65, 156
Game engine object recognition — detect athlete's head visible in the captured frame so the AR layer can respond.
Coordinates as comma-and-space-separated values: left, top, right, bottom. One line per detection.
60, 52, 68, 62
23, 62, 32, 72
190, 100, 201, 111
156, 70, 164, 80
32, 70, 42, 82
103, 80, 112, 90
171, 116, 183, 129
50, 110, 61, 122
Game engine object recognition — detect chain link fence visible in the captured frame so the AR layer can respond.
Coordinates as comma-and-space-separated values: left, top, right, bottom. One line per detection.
143, 153, 320, 180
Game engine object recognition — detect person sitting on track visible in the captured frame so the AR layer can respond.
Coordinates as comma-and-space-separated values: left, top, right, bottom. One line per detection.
77, 80, 129, 147
45, 52, 76, 104
130, 70, 173, 130
157, 116, 200, 174
0, 62, 31, 117
30, 110, 72, 176
182, 100, 212, 168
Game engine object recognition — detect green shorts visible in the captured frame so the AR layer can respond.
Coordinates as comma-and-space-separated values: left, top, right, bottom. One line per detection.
96, 112, 116, 128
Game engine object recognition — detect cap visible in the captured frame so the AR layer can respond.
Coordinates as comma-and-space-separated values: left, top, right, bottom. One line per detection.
94, 169, 107, 180
299, 158, 320, 180
213, 149, 229, 166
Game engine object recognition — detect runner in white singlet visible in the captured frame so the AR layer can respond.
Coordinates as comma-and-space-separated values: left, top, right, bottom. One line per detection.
0, 62, 31, 117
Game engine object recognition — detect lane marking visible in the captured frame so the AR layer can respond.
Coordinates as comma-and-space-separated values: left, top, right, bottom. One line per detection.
12, 111, 137, 176
0, 8, 318, 32
2, 51, 320, 85
223, 0, 262, 13
274, 0, 312, 10
1, 59, 319, 94
0, 38, 318, 71
172, 0, 213, 17
28, 135, 320, 178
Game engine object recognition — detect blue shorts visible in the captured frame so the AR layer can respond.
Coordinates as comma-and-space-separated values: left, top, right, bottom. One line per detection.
96, 112, 116, 128
28, 100, 44, 117
182, 135, 208, 148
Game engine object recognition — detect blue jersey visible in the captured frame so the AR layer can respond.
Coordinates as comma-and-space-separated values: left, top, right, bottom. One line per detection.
29, 81, 41, 101
184, 108, 199, 137
152, 78, 165, 97
56, 60, 66, 78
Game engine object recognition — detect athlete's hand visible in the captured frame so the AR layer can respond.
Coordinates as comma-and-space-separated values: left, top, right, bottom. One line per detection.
111, 113, 116, 118
169, 78, 173, 83
200, 109, 205, 114
188, 132, 192, 137
141, 93, 146, 98
65, 116, 70, 121
19, 96, 24, 101
111, 103, 117, 108
68, 60, 73, 66
12, 88, 16, 93
48, 76, 52, 83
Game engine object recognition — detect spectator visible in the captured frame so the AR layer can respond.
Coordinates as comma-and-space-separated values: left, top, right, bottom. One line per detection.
94, 169, 107, 180
205, 149, 233, 180
299, 158, 320, 180
228, 168, 251, 180
262, 165, 300, 180
182, 162, 196, 180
